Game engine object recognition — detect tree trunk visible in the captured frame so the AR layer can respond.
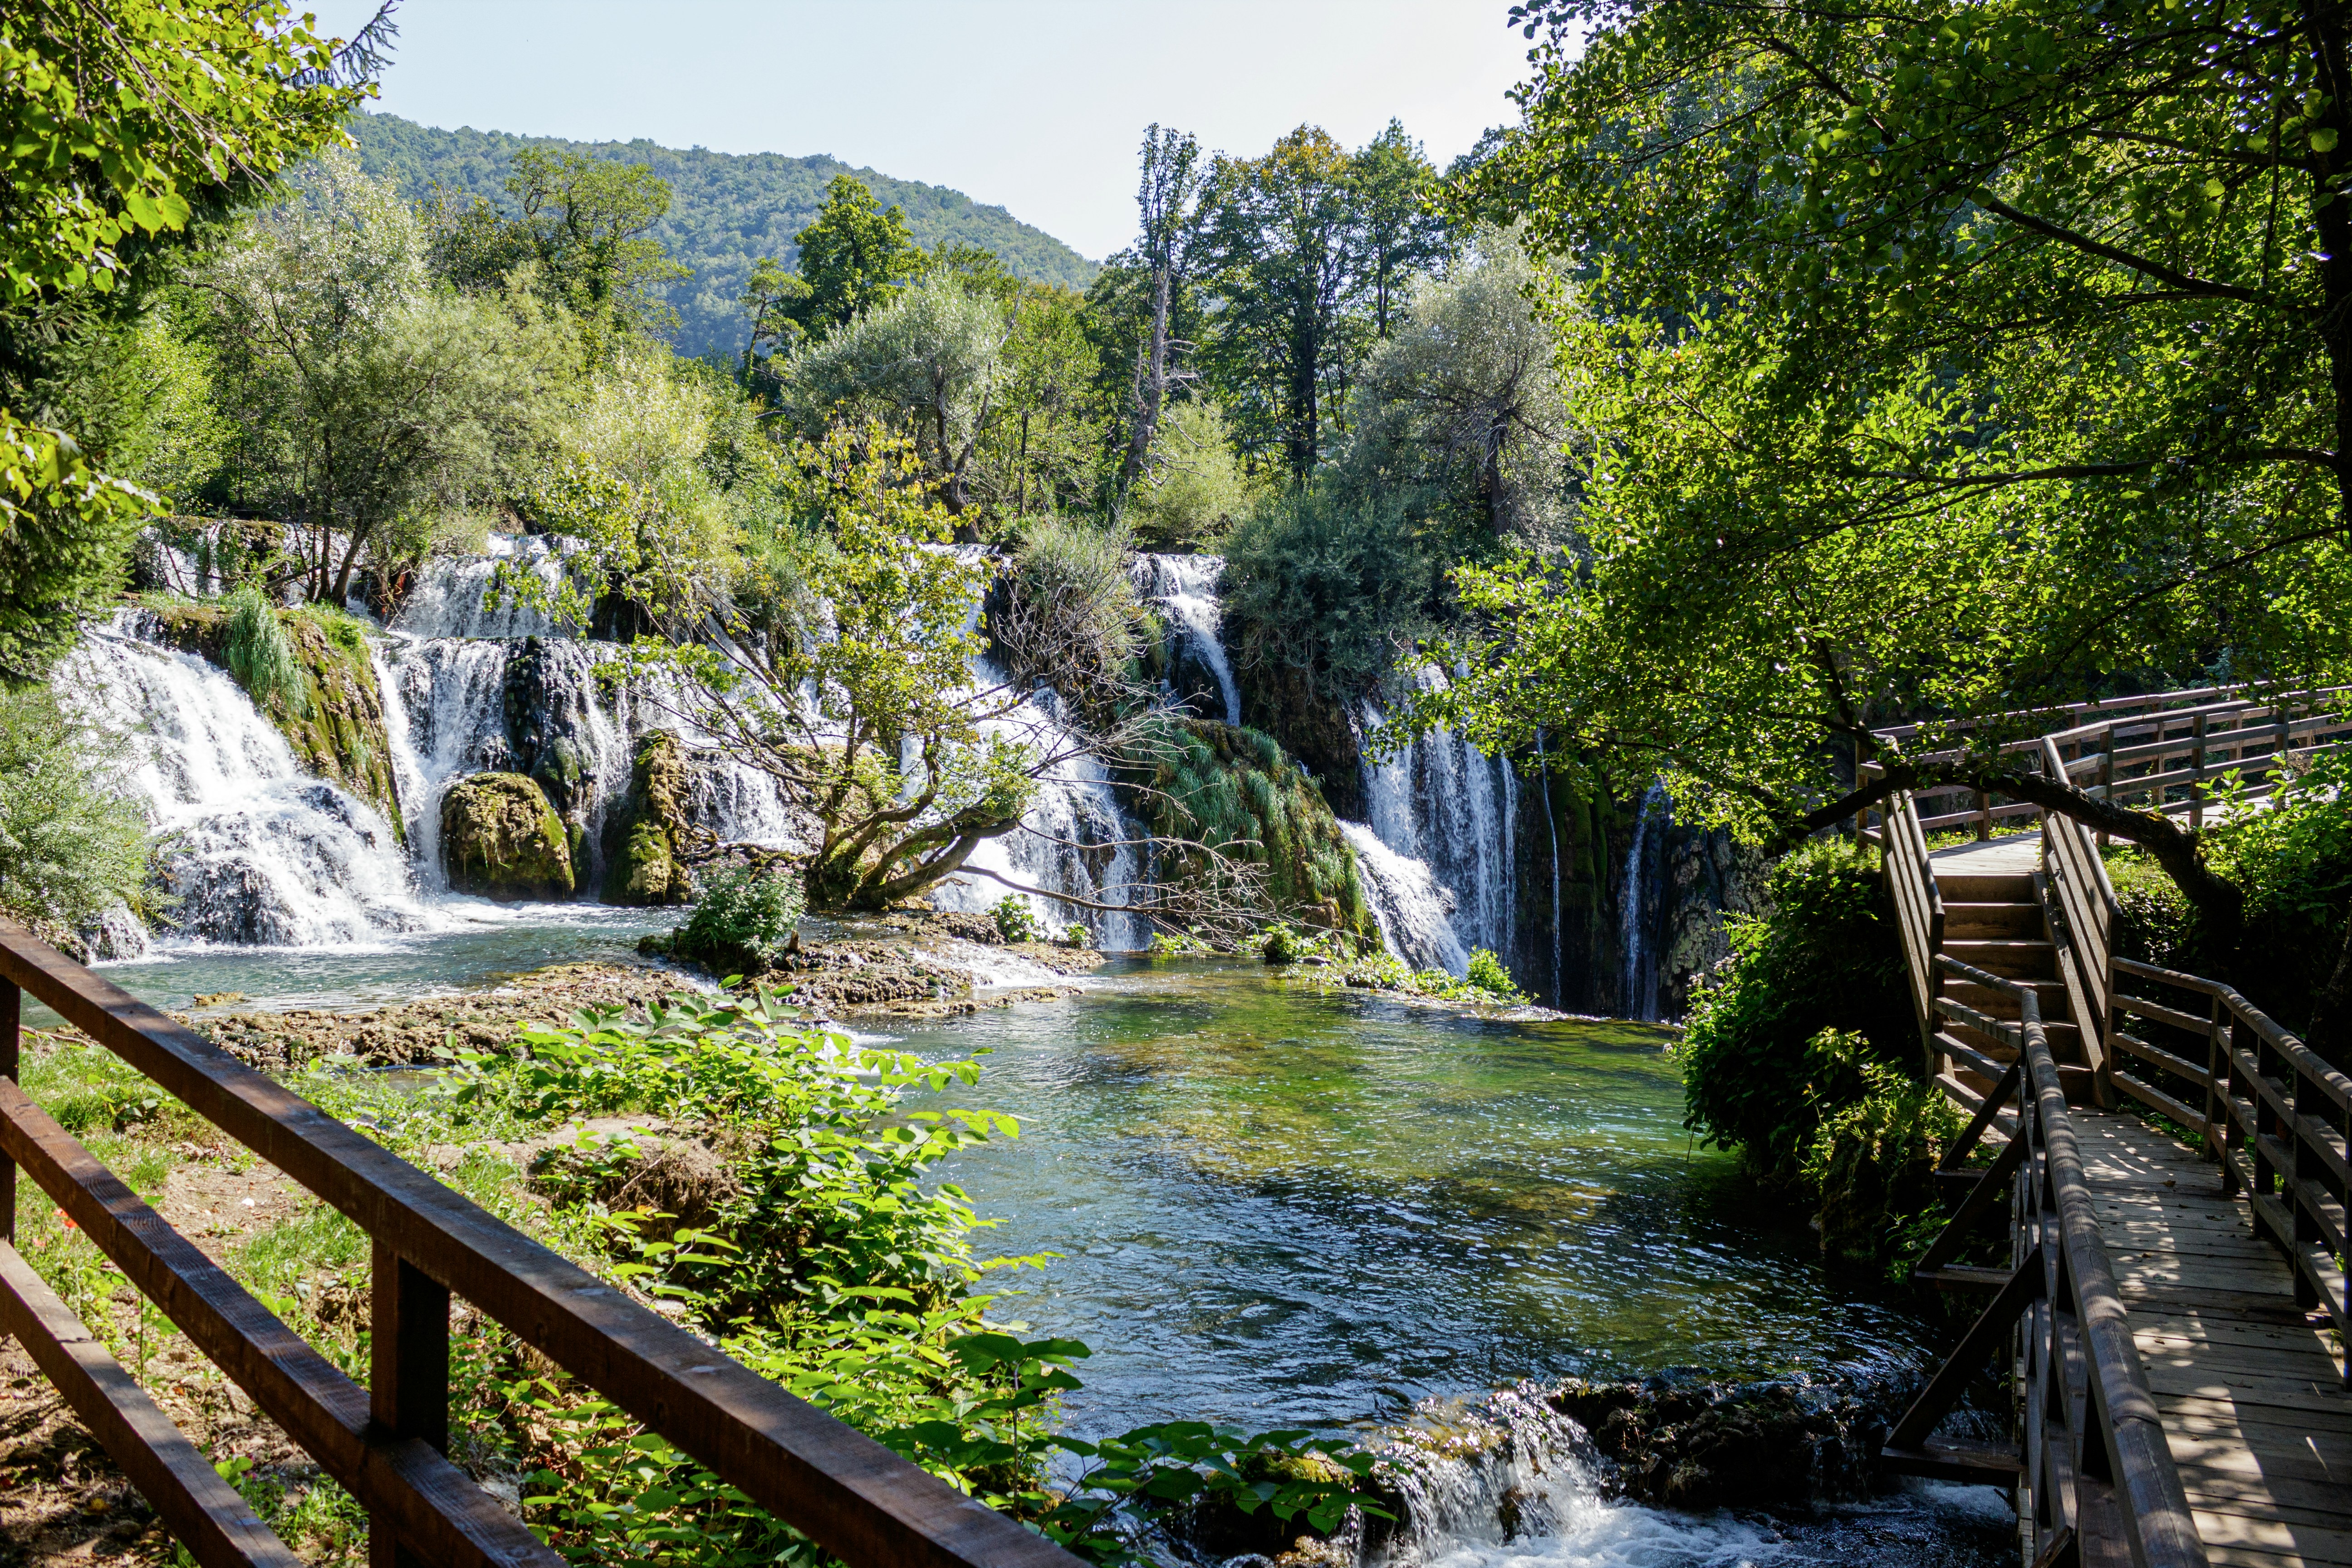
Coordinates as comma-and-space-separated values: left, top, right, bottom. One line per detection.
1115, 266, 1173, 506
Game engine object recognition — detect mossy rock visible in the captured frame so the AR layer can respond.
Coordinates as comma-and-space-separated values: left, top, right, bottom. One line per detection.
140, 602, 404, 838
1125, 718, 1380, 946
601, 730, 696, 906
441, 773, 575, 901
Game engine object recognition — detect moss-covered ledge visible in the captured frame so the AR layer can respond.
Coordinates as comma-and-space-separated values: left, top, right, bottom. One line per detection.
137, 600, 404, 836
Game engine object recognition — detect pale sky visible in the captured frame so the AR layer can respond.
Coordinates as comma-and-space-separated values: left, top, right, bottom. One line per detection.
308, 0, 1547, 260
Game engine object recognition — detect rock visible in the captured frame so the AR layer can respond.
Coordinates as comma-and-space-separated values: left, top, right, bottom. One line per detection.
440, 773, 575, 901
1548, 1374, 1903, 1509
502, 637, 605, 888
1237, 661, 1364, 821
601, 730, 697, 906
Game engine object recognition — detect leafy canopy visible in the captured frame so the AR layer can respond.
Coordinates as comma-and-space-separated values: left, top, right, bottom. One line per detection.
1426, 0, 2352, 843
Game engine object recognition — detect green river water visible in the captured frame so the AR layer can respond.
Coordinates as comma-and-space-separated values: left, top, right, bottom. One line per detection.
72, 919, 2014, 1568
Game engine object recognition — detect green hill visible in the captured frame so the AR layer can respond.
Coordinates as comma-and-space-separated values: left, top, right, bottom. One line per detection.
345, 111, 1101, 360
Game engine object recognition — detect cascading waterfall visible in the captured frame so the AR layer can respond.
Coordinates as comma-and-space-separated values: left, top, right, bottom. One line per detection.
1357, 668, 1517, 979
1619, 779, 1669, 1022
1340, 823, 1470, 975
389, 533, 570, 641
1130, 553, 1240, 726
927, 659, 1147, 952
57, 614, 436, 947
1534, 729, 1562, 1001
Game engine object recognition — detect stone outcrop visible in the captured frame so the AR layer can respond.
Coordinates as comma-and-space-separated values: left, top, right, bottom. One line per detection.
502, 636, 599, 888
1237, 661, 1364, 821
440, 772, 574, 900
1548, 1373, 1908, 1509
601, 730, 697, 906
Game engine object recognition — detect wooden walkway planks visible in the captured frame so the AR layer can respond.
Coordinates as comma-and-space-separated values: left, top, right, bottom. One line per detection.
2071, 1112, 2352, 1568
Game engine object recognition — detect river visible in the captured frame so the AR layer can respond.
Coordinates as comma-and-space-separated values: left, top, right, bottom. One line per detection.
63, 918, 2015, 1568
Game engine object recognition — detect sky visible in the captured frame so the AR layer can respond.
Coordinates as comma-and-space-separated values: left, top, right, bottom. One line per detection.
308, 0, 1548, 261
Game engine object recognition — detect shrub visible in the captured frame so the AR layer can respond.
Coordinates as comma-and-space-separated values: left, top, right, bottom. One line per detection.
1125, 400, 1257, 550
1061, 922, 1089, 949
1221, 487, 1435, 699
0, 686, 152, 936
991, 895, 1038, 944
1674, 837, 1913, 1186
676, 867, 804, 975
223, 581, 309, 717
1800, 1029, 1964, 1269
1465, 948, 1522, 1000
1262, 926, 1299, 964
993, 515, 1152, 720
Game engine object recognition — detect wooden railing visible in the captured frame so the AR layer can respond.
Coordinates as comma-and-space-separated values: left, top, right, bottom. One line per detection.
1874, 685, 2352, 840
1884, 957, 2208, 1568
0, 919, 1083, 1568
1874, 780, 1945, 1068
2100, 956, 2352, 1382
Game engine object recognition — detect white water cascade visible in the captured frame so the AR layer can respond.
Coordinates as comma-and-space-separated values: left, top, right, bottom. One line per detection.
56, 615, 438, 947
1619, 779, 1669, 1022
1357, 668, 1518, 980
1130, 553, 1240, 726
1340, 823, 1470, 975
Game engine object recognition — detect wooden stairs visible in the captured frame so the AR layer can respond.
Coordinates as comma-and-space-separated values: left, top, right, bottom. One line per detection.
1930, 865, 2097, 1112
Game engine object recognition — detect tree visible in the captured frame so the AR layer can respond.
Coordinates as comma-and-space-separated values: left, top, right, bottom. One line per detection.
1196, 127, 1368, 480
1428, 0, 2352, 961
201, 154, 569, 602
1112, 126, 1204, 506
787, 277, 1009, 514
423, 147, 688, 348
1341, 225, 1575, 543
979, 282, 1105, 518
781, 174, 925, 339
0, 0, 384, 679
1350, 120, 1451, 339
541, 426, 1063, 910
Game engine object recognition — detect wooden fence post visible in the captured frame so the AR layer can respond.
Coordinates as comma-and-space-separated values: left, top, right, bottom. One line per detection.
2098, 725, 2115, 848
0, 979, 15, 1243
2190, 712, 2207, 831
371, 1243, 451, 1568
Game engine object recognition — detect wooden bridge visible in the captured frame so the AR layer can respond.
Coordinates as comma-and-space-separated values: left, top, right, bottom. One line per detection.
1867, 688, 2352, 1568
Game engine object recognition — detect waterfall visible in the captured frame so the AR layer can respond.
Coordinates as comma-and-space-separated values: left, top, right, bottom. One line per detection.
1619, 780, 1668, 1022
1357, 669, 1516, 979
1130, 553, 1240, 726
372, 636, 514, 892
1340, 823, 1469, 975
390, 534, 571, 641
1534, 730, 1562, 1004
928, 664, 1146, 951
55, 616, 436, 947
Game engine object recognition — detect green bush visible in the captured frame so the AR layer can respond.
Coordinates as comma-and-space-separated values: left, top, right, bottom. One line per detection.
223, 581, 310, 718
994, 516, 1153, 720
1222, 487, 1435, 698
991, 895, 1038, 944
676, 867, 804, 974
0, 685, 152, 936
1675, 837, 1913, 1186
2101, 754, 2352, 1033
1800, 1029, 1963, 1269
1466, 948, 1522, 1000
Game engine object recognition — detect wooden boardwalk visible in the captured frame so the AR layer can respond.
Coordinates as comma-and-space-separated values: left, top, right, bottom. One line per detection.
2079, 1113, 2352, 1568
1901, 828, 2352, 1566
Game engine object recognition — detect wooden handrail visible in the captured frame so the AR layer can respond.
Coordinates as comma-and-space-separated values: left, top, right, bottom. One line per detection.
2105, 953, 2352, 1375
0, 918, 1084, 1568
1883, 960, 2208, 1568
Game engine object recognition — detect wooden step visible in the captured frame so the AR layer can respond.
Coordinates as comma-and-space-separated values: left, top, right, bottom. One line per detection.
1936, 871, 2036, 902
1945, 938, 2059, 980
1943, 901, 2047, 939
1934, 1034, 2095, 1104
1945, 1017, 2083, 1063
1945, 976, 2070, 1017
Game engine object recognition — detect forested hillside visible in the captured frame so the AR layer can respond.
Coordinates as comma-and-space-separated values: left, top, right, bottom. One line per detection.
345, 110, 1097, 359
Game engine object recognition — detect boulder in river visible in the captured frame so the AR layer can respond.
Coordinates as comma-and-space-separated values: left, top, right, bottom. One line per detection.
601, 729, 696, 906
441, 772, 575, 900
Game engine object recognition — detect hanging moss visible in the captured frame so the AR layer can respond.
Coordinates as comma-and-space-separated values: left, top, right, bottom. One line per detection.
1127, 717, 1378, 942
140, 601, 404, 839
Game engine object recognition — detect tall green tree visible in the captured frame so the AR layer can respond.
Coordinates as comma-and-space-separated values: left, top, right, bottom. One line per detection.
424, 147, 687, 348
0, 0, 382, 680
1430, 0, 2352, 962
1112, 125, 1205, 505
1350, 120, 1451, 339
784, 174, 926, 339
